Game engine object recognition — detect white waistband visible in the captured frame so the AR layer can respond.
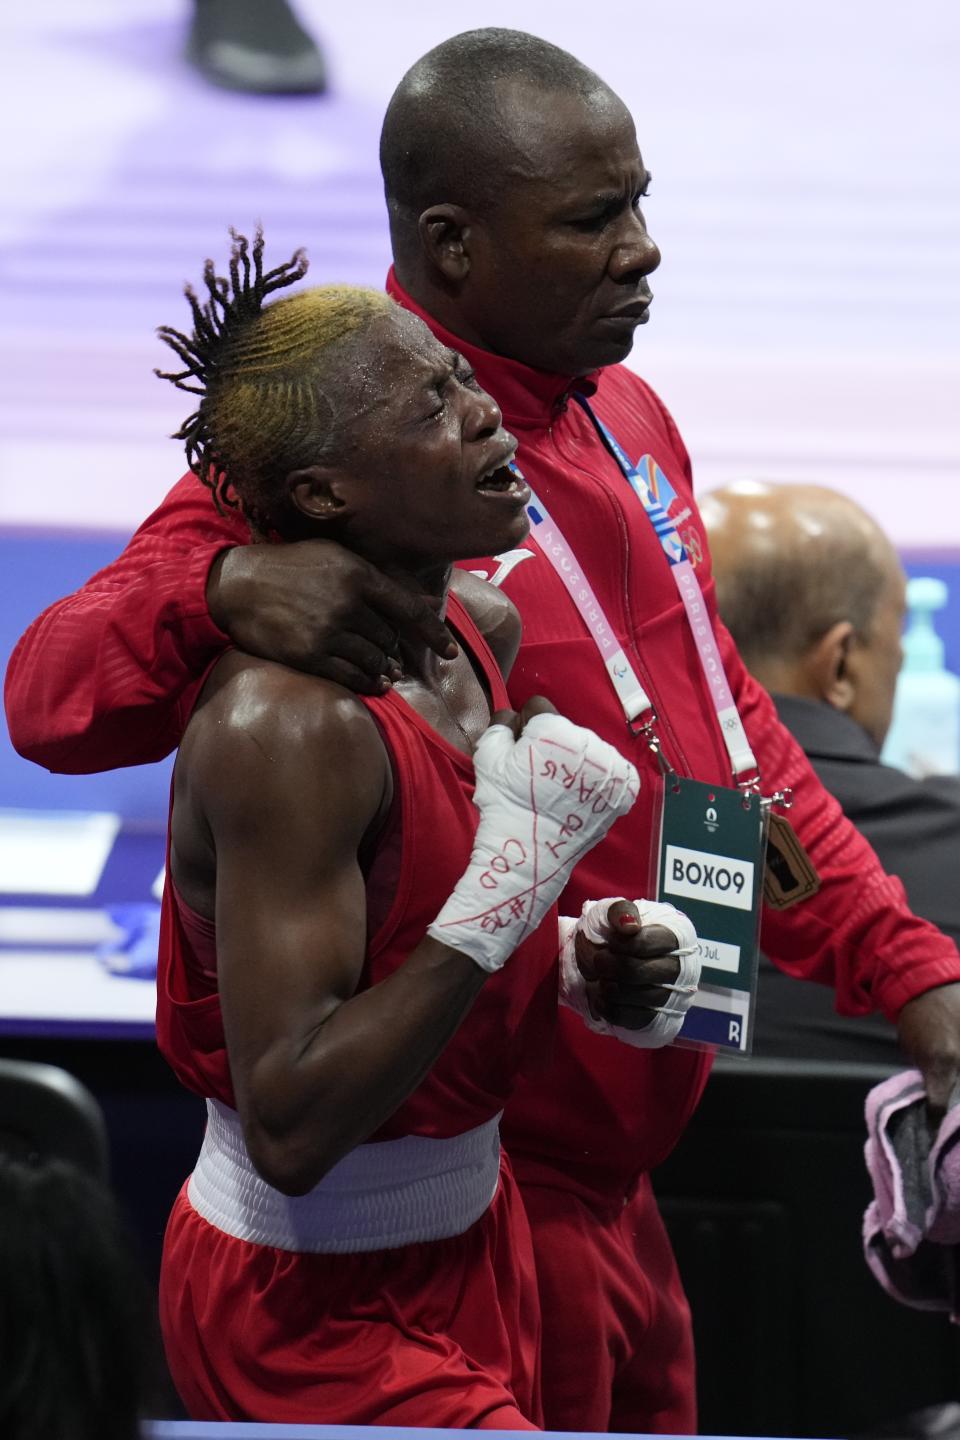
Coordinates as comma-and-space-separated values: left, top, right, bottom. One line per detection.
186, 1099, 502, 1253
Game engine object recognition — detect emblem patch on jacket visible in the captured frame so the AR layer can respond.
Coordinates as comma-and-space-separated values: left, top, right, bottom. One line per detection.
635, 455, 704, 570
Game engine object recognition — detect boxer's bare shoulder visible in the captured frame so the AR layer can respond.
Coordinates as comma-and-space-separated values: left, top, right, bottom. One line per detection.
172, 651, 391, 918
450, 571, 522, 677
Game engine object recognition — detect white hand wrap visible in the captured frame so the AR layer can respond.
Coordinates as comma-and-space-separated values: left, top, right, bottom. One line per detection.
559, 897, 701, 1049
428, 714, 639, 973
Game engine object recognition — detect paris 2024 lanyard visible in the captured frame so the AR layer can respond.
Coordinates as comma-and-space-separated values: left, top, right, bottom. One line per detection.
512, 395, 803, 1053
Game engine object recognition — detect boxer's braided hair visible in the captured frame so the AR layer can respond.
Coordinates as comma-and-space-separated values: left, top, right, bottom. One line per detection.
156, 226, 391, 536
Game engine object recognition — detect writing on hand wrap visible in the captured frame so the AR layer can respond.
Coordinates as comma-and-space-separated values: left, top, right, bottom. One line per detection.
428, 714, 639, 974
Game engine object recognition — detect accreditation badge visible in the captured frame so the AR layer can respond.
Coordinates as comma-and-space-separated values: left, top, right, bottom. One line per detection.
655, 777, 769, 1055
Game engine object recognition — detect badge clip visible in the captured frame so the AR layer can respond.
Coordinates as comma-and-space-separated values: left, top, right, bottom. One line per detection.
629, 709, 677, 784
760, 786, 794, 812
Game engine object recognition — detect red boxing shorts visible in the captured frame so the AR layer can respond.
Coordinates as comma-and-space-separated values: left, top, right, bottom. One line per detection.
159, 1152, 541, 1428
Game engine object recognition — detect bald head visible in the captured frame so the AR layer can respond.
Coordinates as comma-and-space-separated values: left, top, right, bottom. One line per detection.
702, 482, 906, 747
702, 482, 901, 666
380, 30, 656, 376
380, 29, 613, 259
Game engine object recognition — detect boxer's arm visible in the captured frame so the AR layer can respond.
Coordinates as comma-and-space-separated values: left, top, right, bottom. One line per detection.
195, 664, 488, 1196
201, 679, 639, 1193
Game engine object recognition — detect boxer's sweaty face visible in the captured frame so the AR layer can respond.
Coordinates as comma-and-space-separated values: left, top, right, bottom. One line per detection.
292, 309, 529, 571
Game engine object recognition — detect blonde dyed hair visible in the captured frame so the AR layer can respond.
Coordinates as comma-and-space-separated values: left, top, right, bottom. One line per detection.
156, 227, 393, 535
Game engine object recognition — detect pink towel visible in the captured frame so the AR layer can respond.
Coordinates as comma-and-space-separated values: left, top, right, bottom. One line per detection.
863, 1069, 960, 1320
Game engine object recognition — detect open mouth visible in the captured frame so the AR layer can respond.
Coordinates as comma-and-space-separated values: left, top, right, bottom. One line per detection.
477, 465, 517, 493
475, 458, 530, 503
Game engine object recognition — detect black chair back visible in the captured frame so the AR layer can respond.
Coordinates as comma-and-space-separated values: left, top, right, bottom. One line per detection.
0, 1056, 109, 1180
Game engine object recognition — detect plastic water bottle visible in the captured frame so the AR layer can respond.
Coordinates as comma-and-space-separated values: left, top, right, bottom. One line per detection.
882, 577, 960, 777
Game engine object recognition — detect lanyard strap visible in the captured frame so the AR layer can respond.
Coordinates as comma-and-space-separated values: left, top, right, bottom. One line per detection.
573, 395, 757, 781
519, 400, 758, 784
523, 487, 651, 725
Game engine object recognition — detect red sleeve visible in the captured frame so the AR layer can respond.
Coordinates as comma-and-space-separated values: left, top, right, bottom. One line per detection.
717, 617, 960, 1019
3, 472, 248, 773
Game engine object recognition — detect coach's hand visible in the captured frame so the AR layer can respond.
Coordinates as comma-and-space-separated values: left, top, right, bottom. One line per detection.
897, 981, 960, 1114
207, 540, 457, 693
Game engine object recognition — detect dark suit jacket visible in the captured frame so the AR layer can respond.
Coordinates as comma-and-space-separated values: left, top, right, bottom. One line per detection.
754, 694, 960, 1062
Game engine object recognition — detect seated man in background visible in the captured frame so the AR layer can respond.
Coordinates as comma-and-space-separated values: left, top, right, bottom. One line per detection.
703, 480, 960, 1062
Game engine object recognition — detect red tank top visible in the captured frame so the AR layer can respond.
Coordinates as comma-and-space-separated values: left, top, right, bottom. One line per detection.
155, 591, 558, 1139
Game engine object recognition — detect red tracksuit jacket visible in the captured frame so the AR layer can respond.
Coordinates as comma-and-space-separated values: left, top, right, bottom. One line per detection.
7, 270, 960, 1202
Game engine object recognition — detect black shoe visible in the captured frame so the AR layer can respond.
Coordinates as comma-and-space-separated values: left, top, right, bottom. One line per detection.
187, 0, 328, 95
